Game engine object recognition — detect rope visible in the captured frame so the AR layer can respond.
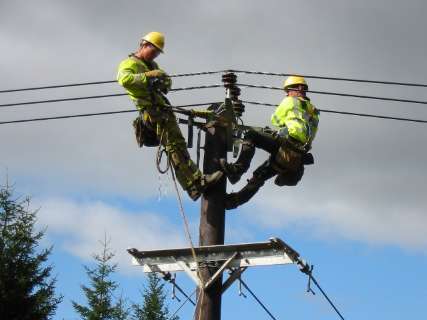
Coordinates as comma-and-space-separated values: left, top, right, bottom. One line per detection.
156, 130, 170, 174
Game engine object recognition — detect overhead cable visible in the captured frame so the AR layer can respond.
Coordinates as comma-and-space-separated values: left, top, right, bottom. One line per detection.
0, 102, 218, 125
1, 83, 426, 109
169, 289, 197, 320
231, 69, 427, 88
307, 273, 345, 320
2, 101, 427, 126
0, 85, 222, 109
1, 69, 426, 94
241, 100, 427, 124
240, 279, 278, 320
237, 83, 427, 105
0, 80, 117, 94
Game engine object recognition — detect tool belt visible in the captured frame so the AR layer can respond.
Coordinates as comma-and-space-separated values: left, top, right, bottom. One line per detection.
132, 113, 160, 148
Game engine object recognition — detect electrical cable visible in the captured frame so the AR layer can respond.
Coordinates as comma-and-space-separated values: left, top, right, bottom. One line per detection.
0, 102, 218, 125
237, 83, 427, 105
2, 83, 425, 109
240, 279, 278, 320
230, 69, 427, 88
241, 100, 427, 124
169, 289, 197, 320
1, 69, 426, 94
308, 274, 345, 320
0, 85, 222, 109
2, 102, 427, 125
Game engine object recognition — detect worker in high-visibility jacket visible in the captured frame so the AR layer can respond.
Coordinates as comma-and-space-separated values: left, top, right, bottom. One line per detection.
117, 32, 223, 201
221, 76, 320, 209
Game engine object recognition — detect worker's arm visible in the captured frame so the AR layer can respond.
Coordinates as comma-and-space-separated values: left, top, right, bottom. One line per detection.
117, 59, 150, 88
117, 59, 168, 89
271, 97, 294, 128
190, 109, 214, 119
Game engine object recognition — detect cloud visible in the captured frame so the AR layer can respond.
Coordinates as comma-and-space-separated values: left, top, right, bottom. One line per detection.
1, 0, 427, 254
34, 198, 187, 273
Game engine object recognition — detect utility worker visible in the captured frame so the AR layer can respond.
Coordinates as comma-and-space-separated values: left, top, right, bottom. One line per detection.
221, 76, 320, 209
117, 32, 223, 201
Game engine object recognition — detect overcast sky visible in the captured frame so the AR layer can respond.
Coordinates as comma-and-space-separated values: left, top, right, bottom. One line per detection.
1, 1, 427, 319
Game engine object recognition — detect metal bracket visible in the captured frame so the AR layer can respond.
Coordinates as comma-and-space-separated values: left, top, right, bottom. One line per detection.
204, 252, 238, 291
128, 237, 300, 292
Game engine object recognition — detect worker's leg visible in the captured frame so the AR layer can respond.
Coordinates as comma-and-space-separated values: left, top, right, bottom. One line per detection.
158, 113, 222, 200
224, 159, 276, 210
220, 129, 279, 184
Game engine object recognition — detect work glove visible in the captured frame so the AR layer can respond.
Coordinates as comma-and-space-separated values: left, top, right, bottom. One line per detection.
159, 75, 172, 94
144, 69, 166, 78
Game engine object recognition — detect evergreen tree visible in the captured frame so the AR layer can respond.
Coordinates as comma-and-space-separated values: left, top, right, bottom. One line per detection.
0, 184, 62, 319
72, 236, 130, 320
132, 273, 178, 320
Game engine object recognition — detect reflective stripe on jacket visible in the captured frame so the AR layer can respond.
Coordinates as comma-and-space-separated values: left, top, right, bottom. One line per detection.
271, 96, 319, 145
117, 55, 168, 110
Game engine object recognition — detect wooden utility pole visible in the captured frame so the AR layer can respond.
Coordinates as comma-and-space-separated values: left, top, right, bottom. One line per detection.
195, 73, 240, 320
195, 122, 227, 320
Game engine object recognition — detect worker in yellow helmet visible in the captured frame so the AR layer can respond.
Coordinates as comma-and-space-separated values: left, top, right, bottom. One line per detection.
117, 32, 223, 201
221, 75, 320, 209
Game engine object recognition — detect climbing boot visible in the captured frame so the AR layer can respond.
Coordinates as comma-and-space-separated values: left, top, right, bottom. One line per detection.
224, 176, 265, 210
186, 170, 224, 201
224, 193, 240, 210
219, 159, 242, 184
219, 141, 255, 184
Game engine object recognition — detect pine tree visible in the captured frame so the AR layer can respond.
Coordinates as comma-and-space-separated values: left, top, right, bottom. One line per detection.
0, 184, 62, 319
132, 273, 178, 320
72, 236, 129, 320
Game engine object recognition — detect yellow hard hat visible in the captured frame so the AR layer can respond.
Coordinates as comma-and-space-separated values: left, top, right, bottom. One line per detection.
142, 31, 165, 52
283, 76, 308, 90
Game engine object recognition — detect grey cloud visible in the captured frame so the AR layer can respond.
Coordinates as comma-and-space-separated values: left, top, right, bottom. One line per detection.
1, 0, 426, 250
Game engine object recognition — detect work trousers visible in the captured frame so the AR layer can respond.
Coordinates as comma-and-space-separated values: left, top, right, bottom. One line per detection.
144, 107, 202, 191
226, 129, 304, 209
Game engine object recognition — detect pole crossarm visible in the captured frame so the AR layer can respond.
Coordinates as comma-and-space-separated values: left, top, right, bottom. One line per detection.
127, 237, 300, 289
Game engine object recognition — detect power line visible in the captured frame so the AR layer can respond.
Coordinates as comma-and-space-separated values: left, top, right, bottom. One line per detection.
1, 99, 426, 126
0, 85, 222, 109
2, 83, 426, 109
308, 273, 345, 320
0, 93, 127, 108
231, 69, 427, 88
0, 71, 226, 94
0, 80, 117, 94
0, 102, 217, 125
169, 289, 197, 320
241, 100, 427, 124
240, 279, 278, 320
237, 83, 427, 105
1, 69, 426, 94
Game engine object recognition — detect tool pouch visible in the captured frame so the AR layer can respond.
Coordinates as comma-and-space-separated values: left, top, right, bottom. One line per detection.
132, 115, 159, 148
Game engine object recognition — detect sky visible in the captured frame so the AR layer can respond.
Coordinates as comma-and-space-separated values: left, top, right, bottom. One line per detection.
1, 0, 427, 319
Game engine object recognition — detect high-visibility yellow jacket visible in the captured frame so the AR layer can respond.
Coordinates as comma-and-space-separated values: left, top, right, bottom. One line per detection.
271, 96, 319, 145
117, 55, 168, 110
